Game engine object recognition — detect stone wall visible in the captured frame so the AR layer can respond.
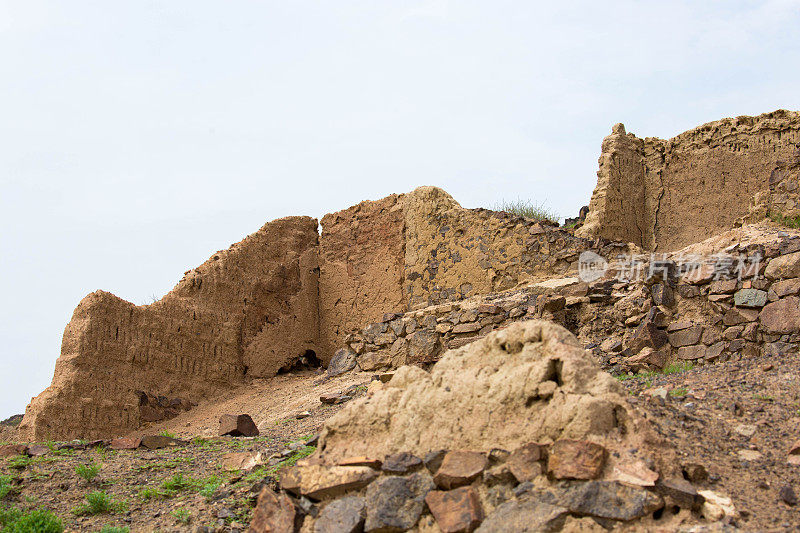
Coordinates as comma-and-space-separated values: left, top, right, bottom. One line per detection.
19, 217, 320, 441
579, 110, 800, 251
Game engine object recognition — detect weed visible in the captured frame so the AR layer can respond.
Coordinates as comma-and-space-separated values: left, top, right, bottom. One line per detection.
0, 475, 18, 500
244, 445, 316, 484
75, 462, 101, 483
492, 198, 559, 224
197, 476, 223, 499
754, 393, 775, 401
770, 212, 800, 229
5, 456, 31, 470
137, 487, 172, 501
161, 473, 196, 493
99, 527, 130, 533
159, 430, 177, 439
0, 506, 63, 533
662, 361, 695, 375
172, 509, 191, 525
72, 491, 126, 516
669, 387, 688, 397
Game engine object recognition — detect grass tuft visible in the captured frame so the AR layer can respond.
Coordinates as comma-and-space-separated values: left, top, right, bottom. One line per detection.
0, 506, 62, 533
770, 212, 800, 229
99, 527, 130, 533
492, 198, 559, 224
71, 491, 126, 516
75, 462, 101, 483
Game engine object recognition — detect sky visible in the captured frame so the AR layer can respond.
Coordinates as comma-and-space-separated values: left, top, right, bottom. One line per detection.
1, 0, 800, 419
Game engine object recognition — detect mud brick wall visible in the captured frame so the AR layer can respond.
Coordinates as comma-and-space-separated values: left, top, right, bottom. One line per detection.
579, 110, 800, 251
20, 217, 320, 441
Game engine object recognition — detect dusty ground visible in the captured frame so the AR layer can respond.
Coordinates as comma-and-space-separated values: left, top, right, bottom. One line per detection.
2, 354, 799, 532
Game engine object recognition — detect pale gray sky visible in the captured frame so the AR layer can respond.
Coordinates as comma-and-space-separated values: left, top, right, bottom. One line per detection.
2, 1, 799, 419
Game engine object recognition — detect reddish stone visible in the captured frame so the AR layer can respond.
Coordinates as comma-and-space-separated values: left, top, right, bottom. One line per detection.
110, 437, 141, 450
507, 443, 546, 482
548, 440, 606, 480
25, 444, 49, 457
248, 487, 296, 533
338, 456, 382, 469
219, 414, 259, 437
0, 444, 27, 457
760, 296, 800, 334
433, 451, 488, 489
425, 487, 484, 533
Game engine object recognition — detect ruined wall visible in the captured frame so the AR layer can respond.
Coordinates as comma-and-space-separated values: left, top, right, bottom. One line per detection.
19, 217, 320, 441
579, 110, 800, 251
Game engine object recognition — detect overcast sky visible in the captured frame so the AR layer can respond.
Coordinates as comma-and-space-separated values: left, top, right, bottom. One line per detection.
2, 1, 799, 420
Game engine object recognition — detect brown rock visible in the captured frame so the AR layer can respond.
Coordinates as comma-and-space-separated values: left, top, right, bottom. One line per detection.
221, 451, 264, 471
219, 414, 259, 437
760, 296, 800, 333
677, 345, 707, 360
723, 307, 760, 326
668, 325, 703, 347
314, 496, 366, 533
627, 319, 669, 353
626, 347, 667, 369
656, 477, 704, 511
710, 279, 738, 294
248, 487, 296, 533
0, 444, 27, 457
110, 437, 141, 450
287, 465, 378, 499
507, 443, 545, 483
425, 487, 484, 533
338, 456, 382, 469
771, 278, 800, 298
434, 451, 488, 489
140, 435, 185, 449
382, 452, 423, 474
765, 251, 800, 280
548, 440, 605, 480
452, 322, 482, 334
357, 351, 392, 372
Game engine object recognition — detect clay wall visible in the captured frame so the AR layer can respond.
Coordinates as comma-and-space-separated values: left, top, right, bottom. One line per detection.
579, 110, 800, 251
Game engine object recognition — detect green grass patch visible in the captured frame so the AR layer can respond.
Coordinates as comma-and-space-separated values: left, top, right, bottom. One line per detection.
0, 475, 18, 500
669, 387, 688, 397
770, 212, 800, 229
99, 527, 130, 533
71, 491, 126, 516
0, 505, 63, 533
197, 476, 223, 499
492, 198, 559, 224
75, 462, 101, 483
172, 508, 191, 525
244, 445, 316, 484
614, 361, 695, 384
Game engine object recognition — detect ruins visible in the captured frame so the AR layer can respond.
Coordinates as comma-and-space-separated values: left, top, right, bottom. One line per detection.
19, 109, 800, 443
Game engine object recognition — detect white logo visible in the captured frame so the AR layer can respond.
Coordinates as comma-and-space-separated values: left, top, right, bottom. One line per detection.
578, 251, 608, 282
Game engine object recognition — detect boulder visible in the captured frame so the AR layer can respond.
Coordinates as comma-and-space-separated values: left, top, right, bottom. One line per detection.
364, 472, 434, 532
314, 496, 366, 533
765, 251, 800, 279
140, 435, 185, 449
476, 500, 567, 532
382, 452, 423, 474
547, 440, 606, 480
219, 414, 259, 437
327, 348, 357, 377
433, 451, 488, 489
760, 296, 800, 333
734, 289, 767, 308
535, 481, 664, 521
507, 443, 545, 483
283, 465, 377, 500
109, 437, 141, 450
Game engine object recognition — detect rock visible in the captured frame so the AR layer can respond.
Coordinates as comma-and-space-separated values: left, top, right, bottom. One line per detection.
248, 488, 296, 533
668, 325, 703, 347
296, 411, 311, 420
452, 322, 482, 334
314, 496, 366, 533
626, 347, 667, 369
475, 500, 567, 533
656, 477, 704, 511
0, 444, 27, 457
284, 465, 377, 499
667, 320, 693, 332
25, 444, 49, 457
627, 317, 669, 353
610, 461, 658, 487
599, 338, 622, 352
424, 450, 447, 474
221, 451, 264, 471
537, 381, 557, 399
425, 487, 484, 533
760, 296, 800, 333
765, 251, 800, 279
407, 330, 442, 365
320, 393, 351, 405
364, 472, 434, 532
433, 451, 488, 489
548, 440, 605, 480
327, 348, 357, 377
482, 464, 516, 486
219, 414, 259, 437
734, 289, 767, 308
734, 424, 757, 438
771, 278, 800, 298
737, 449, 763, 461
507, 443, 545, 483
378, 372, 395, 383
710, 279, 738, 294
698, 490, 737, 520
382, 452, 423, 474
338, 457, 382, 469
779, 485, 798, 506
650, 283, 675, 307
677, 284, 701, 298
357, 351, 391, 372
538, 481, 663, 521
677, 345, 708, 360
723, 307, 760, 326
682, 463, 708, 484
109, 437, 141, 450
140, 435, 186, 449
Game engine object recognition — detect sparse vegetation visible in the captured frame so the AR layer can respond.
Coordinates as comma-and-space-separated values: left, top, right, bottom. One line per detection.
244, 445, 316, 484
0, 506, 63, 533
669, 387, 688, 397
75, 462, 101, 483
614, 361, 695, 384
99, 527, 130, 533
71, 491, 126, 516
492, 198, 559, 224
172, 508, 191, 525
0, 475, 17, 500
770, 212, 800, 229
158, 430, 177, 439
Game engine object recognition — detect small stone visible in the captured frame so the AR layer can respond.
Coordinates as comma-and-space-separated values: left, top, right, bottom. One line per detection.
734, 424, 757, 438
656, 477, 704, 511
760, 296, 800, 333
668, 325, 703, 347
378, 372, 395, 383
357, 351, 391, 372
710, 279, 738, 294
475, 500, 567, 533
699, 490, 738, 520
434, 451, 488, 489
507, 443, 545, 483
677, 345, 707, 360
771, 278, 800, 298
765, 251, 800, 279
723, 307, 760, 326
249, 488, 296, 533
548, 440, 605, 480
327, 348, 357, 377
682, 463, 708, 484
25, 444, 49, 457
425, 487, 484, 533
140, 435, 186, 449
667, 320, 693, 332
319, 393, 349, 405
220, 451, 264, 471
0, 444, 27, 457
382, 452, 423, 474
734, 289, 768, 308
314, 496, 366, 533
610, 461, 659, 487
219, 414, 259, 437
338, 457, 382, 469
780, 485, 798, 506
424, 450, 447, 474
286, 465, 378, 499
365, 472, 434, 532
109, 437, 141, 451
737, 449, 763, 462
296, 411, 311, 420
452, 322, 482, 334
537, 381, 557, 399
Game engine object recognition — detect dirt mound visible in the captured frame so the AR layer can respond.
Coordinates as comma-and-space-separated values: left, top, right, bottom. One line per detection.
317, 321, 668, 472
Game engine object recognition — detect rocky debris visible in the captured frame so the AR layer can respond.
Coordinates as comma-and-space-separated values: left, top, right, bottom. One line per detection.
364, 472, 434, 532
281, 465, 378, 500
314, 496, 366, 533
547, 440, 605, 480
656, 477, 704, 511
779, 485, 798, 506
327, 348, 357, 377
382, 452, 423, 474
320, 393, 352, 405
219, 414, 260, 437
221, 451, 264, 471
506, 443, 545, 483
475, 499, 567, 533
698, 490, 738, 520
433, 451, 488, 489
425, 487, 483, 533
249, 488, 297, 533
